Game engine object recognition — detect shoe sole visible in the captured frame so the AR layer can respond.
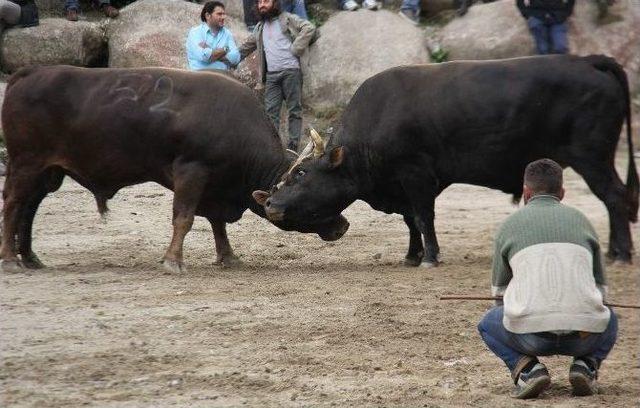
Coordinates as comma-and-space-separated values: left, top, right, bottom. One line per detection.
569, 372, 597, 396
513, 375, 551, 399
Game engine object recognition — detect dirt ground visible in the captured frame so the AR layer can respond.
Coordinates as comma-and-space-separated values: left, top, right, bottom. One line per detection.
0, 152, 638, 408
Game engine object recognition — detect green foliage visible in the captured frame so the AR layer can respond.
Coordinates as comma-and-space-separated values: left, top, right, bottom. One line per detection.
430, 47, 448, 63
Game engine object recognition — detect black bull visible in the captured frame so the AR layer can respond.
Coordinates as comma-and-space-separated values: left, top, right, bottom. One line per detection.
259, 55, 639, 265
0, 66, 348, 273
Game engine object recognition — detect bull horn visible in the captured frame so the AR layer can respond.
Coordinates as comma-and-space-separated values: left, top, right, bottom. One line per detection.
310, 128, 325, 157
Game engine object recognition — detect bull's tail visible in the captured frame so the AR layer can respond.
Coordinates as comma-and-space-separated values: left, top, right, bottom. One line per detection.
585, 55, 639, 223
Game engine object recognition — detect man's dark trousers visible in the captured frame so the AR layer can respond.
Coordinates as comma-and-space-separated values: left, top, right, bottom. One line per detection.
264, 68, 303, 151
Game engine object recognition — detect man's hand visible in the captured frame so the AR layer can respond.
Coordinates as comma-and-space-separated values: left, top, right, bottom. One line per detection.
211, 48, 227, 62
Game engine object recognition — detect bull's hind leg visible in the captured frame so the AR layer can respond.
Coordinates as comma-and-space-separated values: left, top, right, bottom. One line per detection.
1, 165, 48, 272
209, 220, 242, 268
17, 168, 65, 269
162, 161, 209, 274
403, 215, 424, 266
571, 161, 633, 263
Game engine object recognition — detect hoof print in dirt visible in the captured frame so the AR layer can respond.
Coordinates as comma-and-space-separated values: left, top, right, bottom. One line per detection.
1, 260, 24, 273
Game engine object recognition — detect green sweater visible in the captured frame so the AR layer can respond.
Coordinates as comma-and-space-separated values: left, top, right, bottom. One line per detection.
492, 195, 610, 334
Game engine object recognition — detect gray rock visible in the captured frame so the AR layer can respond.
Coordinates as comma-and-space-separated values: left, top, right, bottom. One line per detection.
440, 0, 640, 91
1, 18, 107, 73
107, 0, 249, 70
303, 9, 429, 110
440, 0, 534, 61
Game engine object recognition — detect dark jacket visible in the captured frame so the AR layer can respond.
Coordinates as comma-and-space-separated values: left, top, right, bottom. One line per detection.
516, 0, 575, 24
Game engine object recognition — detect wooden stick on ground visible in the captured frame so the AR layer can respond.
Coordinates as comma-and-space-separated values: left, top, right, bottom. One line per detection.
439, 295, 640, 309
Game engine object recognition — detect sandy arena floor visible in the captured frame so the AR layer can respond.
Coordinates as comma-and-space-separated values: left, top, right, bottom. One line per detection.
0, 152, 638, 407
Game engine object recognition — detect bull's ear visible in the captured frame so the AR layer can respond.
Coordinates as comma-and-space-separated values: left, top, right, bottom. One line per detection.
252, 190, 271, 206
328, 146, 345, 169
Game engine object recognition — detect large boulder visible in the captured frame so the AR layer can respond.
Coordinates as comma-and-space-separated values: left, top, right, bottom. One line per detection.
303, 9, 429, 110
440, 0, 640, 90
0, 18, 107, 73
440, 0, 533, 60
107, 0, 249, 70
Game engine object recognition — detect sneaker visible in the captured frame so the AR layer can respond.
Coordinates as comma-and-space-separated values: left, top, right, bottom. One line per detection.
66, 9, 78, 21
398, 9, 419, 26
342, 0, 359, 11
569, 359, 598, 396
512, 362, 551, 399
102, 5, 119, 18
363, 0, 379, 10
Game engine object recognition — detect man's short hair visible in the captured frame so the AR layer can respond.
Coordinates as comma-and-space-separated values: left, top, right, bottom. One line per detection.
201, 1, 225, 22
524, 158, 564, 196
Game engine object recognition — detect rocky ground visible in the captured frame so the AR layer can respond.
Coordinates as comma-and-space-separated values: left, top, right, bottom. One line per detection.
0, 151, 638, 407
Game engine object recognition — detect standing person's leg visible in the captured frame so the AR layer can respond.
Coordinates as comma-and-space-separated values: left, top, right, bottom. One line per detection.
477, 306, 552, 399
65, 0, 80, 21
243, 0, 258, 29
526, 16, 551, 54
65, 0, 80, 11
290, 0, 308, 20
281, 69, 303, 152
264, 72, 285, 138
399, 0, 420, 24
549, 22, 569, 54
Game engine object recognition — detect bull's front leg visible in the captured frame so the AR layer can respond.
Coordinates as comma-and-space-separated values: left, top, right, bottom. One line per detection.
162, 161, 209, 274
209, 220, 242, 268
399, 163, 441, 267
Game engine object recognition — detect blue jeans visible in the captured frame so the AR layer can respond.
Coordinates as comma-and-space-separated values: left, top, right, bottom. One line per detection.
478, 306, 617, 372
527, 16, 569, 54
65, 0, 110, 11
400, 0, 420, 12
285, 0, 308, 20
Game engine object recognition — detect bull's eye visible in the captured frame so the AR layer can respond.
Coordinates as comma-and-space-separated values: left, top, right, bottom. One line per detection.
296, 169, 306, 178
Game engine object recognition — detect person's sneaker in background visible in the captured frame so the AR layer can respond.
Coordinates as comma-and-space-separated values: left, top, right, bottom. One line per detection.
66, 9, 78, 21
363, 0, 379, 10
342, 0, 359, 11
102, 4, 119, 18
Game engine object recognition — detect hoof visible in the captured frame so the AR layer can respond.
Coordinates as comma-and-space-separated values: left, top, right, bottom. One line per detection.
404, 255, 422, 267
22, 254, 46, 269
162, 259, 186, 274
1, 259, 24, 273
611, 258, 632, 267
214, 255, 243, 268
419, 260, 440, 268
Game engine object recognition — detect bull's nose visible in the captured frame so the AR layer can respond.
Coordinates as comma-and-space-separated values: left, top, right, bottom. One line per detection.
265, 200, 285, 221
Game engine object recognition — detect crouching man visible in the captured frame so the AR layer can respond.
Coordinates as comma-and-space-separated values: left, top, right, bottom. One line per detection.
478, 158, 617, 399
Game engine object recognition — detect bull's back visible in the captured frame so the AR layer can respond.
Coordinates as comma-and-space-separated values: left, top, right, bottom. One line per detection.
2, 66, 278, 187
346, 55, 624, 175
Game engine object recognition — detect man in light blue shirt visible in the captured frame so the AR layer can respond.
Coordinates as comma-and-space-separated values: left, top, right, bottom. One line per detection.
186, 1, 240, 71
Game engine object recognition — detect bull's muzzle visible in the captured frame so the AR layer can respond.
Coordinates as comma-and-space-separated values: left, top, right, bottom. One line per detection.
264, 198, 285, 222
